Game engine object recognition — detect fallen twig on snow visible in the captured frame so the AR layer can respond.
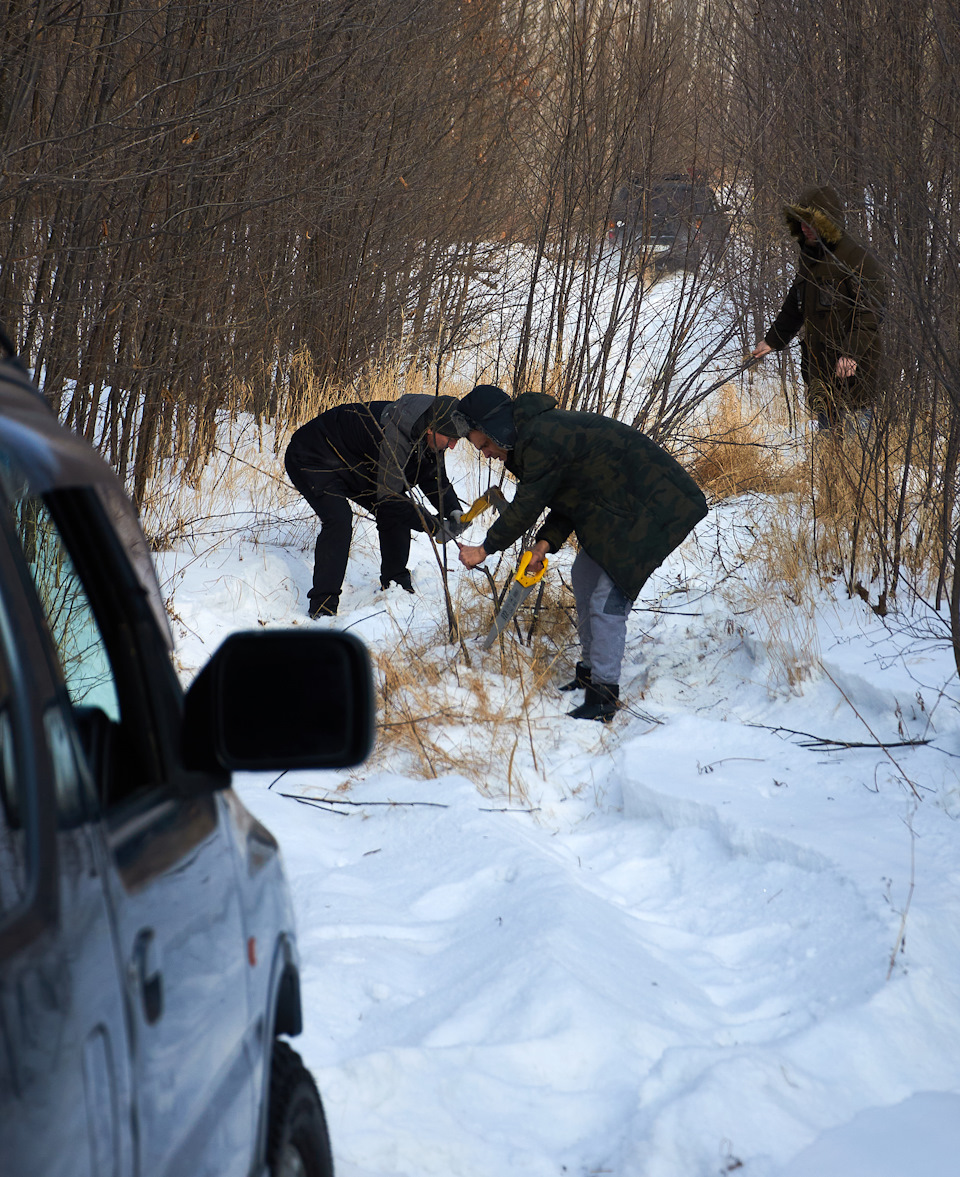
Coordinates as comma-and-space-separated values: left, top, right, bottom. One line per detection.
276, 794, 350, 815
376, 711, 460, 729
278, 792, 449, 809
478, 806, 542, 813
342, 609, 387, 631
745, 722, 930, 752
820, 665, 926, 800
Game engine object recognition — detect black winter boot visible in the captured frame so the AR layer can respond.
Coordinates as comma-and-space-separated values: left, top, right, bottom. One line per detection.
558, 662, 592, 692
568, 681, 619, 723
381, 570, 414, 593
308, 593, 339, 618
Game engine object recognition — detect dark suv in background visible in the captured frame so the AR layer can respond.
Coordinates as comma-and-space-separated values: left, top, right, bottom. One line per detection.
0, 346, 374, 1177
607, 173, 730, 273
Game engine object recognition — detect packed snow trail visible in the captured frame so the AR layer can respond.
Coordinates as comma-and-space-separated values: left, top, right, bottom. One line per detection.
159, 426, 960, 1177
220, 504, 960, 1176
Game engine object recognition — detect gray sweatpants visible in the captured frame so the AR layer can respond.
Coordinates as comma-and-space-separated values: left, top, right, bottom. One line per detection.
570, 550, 635, 685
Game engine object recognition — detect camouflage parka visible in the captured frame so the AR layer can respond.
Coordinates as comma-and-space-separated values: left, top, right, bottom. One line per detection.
764, 184, 885, 418
481, 393, 708, 599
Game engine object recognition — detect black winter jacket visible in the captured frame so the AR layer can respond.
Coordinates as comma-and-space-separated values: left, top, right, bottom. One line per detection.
285, 395, 459, 531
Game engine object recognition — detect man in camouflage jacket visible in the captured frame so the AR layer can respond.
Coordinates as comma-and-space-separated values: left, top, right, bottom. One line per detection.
285, 394, 465, 617
455, 385, 708, 721
752, 184, 885, 430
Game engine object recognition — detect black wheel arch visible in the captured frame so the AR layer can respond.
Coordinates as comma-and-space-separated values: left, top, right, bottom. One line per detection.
274, 961, 303, 1037
253, 937, 304, 1171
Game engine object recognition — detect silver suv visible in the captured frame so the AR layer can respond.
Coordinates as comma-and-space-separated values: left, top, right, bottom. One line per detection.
0, 350, 373, 1177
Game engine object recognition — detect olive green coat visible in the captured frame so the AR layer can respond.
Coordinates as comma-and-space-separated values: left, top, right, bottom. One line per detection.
482, 393, 708, 599
764, 184, 885, 419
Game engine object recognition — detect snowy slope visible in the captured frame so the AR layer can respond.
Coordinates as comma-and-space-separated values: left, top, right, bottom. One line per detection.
156, 436, 960, 1177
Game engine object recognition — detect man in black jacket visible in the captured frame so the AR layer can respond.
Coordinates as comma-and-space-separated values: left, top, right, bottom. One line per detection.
285, 394, 465, 617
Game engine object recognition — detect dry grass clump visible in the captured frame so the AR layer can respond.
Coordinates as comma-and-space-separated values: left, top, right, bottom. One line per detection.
802, 420, 950, 608
367, 572, 578, 804
281, 346, 357, 432
275, 346, 442, 456
688, 384, 802, 500
731, 499, 823, 694
723, 418, 941, 691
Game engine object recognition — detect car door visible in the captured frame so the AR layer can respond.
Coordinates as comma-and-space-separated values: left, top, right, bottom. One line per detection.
8, 477, 257, 1177
0, 483, 134, 1177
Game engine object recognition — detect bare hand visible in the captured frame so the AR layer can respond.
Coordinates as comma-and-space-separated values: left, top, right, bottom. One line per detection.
835, 356, 858, 379
458, 544, 487, 569
751, 341, 773, 360
525, 539, 551, 576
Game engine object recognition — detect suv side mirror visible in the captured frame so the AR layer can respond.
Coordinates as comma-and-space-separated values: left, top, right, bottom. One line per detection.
183, 630, 375, 772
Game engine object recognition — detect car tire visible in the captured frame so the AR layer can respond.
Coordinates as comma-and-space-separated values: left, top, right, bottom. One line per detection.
267, 1040, 334, 1177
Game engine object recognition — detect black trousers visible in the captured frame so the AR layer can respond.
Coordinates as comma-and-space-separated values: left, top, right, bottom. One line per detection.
285, 456, 412, 607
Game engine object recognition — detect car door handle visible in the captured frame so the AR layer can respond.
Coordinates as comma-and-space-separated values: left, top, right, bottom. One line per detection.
131, 928, 163, 1025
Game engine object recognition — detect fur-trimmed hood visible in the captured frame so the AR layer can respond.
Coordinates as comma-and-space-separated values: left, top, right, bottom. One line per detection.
783, 184, 845, 246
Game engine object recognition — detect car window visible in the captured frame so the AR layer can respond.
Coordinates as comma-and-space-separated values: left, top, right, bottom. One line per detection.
654, 186, 692, 217
12, 494, 121, 723
629, 181, 718, 222
95, 482, 172, 647
650, 189, 676, 220
0, 446, 168, 811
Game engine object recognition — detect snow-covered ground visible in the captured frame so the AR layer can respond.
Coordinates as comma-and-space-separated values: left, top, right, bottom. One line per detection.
154, 419, 960, 1177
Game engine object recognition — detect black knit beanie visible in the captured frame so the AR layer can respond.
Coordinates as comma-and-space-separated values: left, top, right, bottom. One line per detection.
452, 385, 518, 449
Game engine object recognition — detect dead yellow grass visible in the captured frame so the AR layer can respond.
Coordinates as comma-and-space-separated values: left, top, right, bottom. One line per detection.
367, 573, 578, 802
722, 414, 944, 692
275, 347, 441, 457
689, 383, 802, 499
690, 384, 841, 692
804, 421, 946, 606
731, 500, 823, 695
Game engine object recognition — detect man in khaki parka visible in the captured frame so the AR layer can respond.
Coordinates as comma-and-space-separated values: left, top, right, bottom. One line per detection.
752, 184, 885, 431
454, 385, 708, 722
